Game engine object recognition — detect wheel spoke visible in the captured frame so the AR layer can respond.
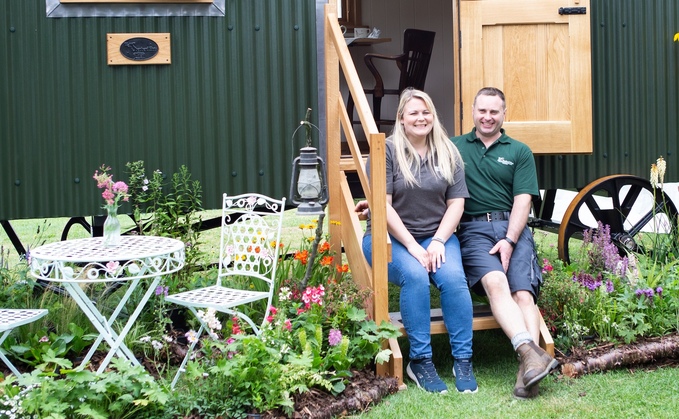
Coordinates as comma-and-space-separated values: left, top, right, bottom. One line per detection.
557, 175, 678, 264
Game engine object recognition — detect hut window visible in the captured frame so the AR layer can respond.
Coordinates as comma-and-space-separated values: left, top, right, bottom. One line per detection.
47, 0, 225, 17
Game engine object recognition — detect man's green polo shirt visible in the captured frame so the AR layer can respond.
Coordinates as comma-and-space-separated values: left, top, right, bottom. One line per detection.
451, 128, 538, 216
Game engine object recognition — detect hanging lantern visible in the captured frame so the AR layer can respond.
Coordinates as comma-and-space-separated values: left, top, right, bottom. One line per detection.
289, 146, 328, 215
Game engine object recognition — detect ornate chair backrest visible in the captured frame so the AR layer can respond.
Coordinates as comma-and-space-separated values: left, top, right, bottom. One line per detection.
217, 193, 286, 288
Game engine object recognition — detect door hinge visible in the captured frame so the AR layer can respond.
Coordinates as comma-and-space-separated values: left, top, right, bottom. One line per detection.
559, 7, 586, 15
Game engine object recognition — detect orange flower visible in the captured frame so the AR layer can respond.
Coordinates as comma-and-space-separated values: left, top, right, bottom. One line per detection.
318, 242, 331, 253
320, 256, 334, 266
336, 264, 349, 273
294, 249, 309, 265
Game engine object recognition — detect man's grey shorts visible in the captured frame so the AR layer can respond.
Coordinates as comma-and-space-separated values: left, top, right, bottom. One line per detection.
457, 220, 542, 301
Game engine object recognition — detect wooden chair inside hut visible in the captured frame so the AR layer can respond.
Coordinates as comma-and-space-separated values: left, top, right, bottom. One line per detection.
166, 193, 286, 388
347, 28, 436, 130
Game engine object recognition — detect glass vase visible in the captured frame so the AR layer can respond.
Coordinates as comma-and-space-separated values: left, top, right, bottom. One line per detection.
103, 205, 121, 247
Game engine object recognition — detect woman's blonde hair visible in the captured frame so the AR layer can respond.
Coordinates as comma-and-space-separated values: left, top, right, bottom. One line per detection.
391, 88, 462, 187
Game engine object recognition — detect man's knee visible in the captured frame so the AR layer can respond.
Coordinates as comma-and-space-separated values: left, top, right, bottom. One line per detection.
481, 271, 511, 297
513, 290, 536, 308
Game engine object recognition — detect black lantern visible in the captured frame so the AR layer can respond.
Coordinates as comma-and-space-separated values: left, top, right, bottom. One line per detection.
289, 145, 328, 215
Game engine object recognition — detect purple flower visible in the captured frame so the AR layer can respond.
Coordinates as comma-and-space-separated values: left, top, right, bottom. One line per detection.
155, 285, 169, 296
605, 280, 614, 293
656, 287, 663, 296
328, 329, 343, 347
635, 288, 644, 297
573, 272, 602, 291
644, 288, 655, 299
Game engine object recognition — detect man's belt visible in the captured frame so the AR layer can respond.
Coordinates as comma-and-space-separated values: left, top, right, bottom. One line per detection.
461, 211, 510, 223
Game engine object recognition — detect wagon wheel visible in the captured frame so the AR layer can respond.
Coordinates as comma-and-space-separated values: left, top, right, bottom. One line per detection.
557, 175, 678, 264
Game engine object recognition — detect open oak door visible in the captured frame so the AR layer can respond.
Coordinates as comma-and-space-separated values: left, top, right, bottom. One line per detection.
455, 0, 592, 154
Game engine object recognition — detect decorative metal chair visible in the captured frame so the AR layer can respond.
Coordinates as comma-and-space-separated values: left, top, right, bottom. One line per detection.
0, 309, 48, 377
347, 28, 436, 130
166, 193, 286, 388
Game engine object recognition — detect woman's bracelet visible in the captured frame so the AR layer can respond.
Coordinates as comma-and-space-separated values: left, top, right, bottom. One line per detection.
431, 237, 446, 245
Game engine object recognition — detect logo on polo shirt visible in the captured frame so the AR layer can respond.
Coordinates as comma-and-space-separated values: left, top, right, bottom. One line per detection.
497, 157, 514, 166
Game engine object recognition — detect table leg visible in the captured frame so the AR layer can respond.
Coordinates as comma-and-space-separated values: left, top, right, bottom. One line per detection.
63, 282, 140, 370
95, 276, 161, 373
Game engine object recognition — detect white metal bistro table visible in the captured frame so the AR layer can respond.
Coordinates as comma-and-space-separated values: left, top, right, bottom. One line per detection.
29, 236, 185, 373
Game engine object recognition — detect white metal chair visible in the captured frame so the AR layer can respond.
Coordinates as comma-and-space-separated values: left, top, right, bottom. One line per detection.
166, 193, 286, 387
0, 309, 48, 377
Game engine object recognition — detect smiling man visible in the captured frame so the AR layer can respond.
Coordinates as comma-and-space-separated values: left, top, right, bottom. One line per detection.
451, 87, 558, 399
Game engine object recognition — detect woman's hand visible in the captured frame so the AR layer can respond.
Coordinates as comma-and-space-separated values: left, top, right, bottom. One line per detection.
406, 242, 431, 272
426, 240, 446, 272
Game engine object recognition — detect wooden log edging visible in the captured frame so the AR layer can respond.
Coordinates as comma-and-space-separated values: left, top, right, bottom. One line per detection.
561, 334, 679, 378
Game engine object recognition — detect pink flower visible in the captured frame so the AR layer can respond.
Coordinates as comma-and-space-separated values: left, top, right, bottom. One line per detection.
284, 319, 292, 331
328, 329, 342, 346
301, 285, 325, 308
93, 165, 131, 208
106, 260, 120, 273
39, 336, 49, 343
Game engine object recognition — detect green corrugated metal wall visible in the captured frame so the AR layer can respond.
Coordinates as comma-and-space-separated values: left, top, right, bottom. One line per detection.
3, 1, 679, 219
1, 0, 318, 220
536, 0, 679, 190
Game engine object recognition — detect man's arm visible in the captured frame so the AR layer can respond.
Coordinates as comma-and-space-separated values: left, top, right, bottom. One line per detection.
490, 193, 532, 272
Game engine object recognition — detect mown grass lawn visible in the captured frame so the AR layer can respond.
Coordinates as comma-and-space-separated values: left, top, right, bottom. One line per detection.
352, 331, 679, 419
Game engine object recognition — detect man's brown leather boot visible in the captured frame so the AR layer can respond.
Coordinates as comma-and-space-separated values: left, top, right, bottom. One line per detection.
516, 341, 559, 388
513, 362, 539, 400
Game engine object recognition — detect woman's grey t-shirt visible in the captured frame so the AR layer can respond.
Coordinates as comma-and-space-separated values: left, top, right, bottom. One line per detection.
365, 138, 469, 239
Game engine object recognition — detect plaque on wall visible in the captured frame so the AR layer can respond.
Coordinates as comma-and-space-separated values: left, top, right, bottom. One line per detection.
107, 33, 171, 65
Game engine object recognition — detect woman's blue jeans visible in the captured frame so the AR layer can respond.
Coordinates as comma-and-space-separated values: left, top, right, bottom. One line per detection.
363, 234, 473, 361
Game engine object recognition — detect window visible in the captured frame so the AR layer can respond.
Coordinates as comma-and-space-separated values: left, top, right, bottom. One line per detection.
59, 0, 212, 3
46, 0, 224, 17
337, 0, 361, 29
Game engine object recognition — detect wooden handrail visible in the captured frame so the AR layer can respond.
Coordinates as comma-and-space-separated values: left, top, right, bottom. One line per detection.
324, 2, 391, 345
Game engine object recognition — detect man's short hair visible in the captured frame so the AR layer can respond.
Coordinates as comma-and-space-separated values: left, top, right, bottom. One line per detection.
474, 87, 506, 108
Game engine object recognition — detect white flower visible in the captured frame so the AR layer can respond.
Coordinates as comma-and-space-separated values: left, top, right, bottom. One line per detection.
657, 156, 666, 183
151, 340, 163, 350
198, 308, 222, 333
185, 330, 198, 344
163, 335, 174, 343
650, 164, 659, 189
139, 336, 151, 343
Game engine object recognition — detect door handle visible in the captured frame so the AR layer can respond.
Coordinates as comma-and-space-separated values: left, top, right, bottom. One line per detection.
558, 7, 586, 15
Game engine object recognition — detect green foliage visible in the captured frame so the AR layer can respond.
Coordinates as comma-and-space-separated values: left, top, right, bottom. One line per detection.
2, 323, 96, 374
539, 222, 679, 349
126, 161, 204, 291
169, 227, 400, 417
0, 358, 167, 419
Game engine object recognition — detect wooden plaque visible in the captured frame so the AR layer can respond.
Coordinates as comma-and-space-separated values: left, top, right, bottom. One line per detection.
107, 33, 171, 66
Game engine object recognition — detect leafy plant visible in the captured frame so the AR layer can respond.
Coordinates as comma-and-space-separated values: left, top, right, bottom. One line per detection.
126, 161, 205, 291
540, 220, 679, 348
0, 357, 168, 419
2, 323, 96, 374
169, 224, 400, 417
